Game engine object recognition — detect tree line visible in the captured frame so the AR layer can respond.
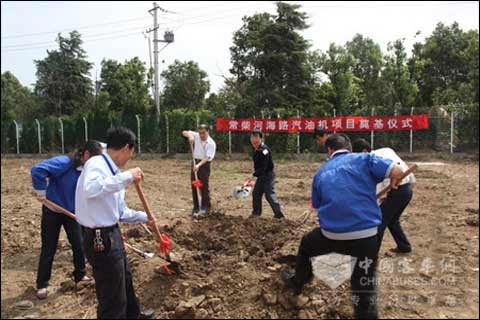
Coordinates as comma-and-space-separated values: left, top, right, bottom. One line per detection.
1, 2, 478, 146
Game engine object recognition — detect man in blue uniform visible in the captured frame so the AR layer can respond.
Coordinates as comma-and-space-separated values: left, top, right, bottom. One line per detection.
281, 134, 405, 319
31, 140, 103, 299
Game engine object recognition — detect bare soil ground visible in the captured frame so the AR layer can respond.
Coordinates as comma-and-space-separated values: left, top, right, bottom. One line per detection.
1, 157, 478, 319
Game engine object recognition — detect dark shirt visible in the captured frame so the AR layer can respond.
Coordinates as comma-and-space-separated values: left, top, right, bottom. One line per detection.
252, 143, 274, 177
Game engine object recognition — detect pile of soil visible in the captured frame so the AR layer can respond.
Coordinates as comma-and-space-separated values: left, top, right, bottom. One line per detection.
124, 211, 351, 319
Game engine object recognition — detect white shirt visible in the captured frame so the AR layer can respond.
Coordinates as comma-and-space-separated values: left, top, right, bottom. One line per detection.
75, 153, 148, 228
372, 147, 416, 195
99, 142, 107, 153
189, 131, 216, 161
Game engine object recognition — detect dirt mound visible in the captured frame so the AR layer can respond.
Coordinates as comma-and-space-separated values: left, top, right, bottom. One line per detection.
124, 211, 350, 319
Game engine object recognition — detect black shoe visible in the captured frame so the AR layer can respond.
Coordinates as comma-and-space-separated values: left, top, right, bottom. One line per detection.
274, 213, 285, 220
250, 213, 261, 218
280, 270, 302, 295
139, 308, 155, 319
389, 247, 412, 254
191, 209, 199, 216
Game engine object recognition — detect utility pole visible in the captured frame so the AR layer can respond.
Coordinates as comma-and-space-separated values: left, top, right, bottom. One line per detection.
147, 2, 174, 122
152, 2, 160, 120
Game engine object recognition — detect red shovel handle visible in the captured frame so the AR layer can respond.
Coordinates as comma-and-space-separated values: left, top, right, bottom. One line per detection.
134, 182, 172, 257
243, 177, 253, 187
134, 182, 168, 250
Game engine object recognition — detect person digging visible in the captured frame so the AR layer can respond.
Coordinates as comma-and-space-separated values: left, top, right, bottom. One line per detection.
182, 124, 217, 217
31, 140, 103, 300
352, 138, 416, 254
280, 133, 405, 319
75, 127, 155, 319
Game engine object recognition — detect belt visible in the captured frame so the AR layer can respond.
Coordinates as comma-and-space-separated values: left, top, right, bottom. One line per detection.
81, 224, 119, 233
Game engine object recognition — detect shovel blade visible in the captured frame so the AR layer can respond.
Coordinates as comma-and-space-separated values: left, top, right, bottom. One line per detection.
233, 186, 252, 199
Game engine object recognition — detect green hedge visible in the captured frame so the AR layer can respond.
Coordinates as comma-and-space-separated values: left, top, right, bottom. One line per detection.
1, 106, 477, 154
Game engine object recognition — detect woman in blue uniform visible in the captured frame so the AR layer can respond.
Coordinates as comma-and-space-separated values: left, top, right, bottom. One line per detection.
31, 140, 103, 299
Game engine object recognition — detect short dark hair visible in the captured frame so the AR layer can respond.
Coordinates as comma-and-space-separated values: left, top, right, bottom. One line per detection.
198, 124, 209, 132
352, 138, 372, 153
106, 126, 136, 150
71, 140, 103, 167
250, 129, 263, 138
313, 127, 328, 138
325, 133, 352, 152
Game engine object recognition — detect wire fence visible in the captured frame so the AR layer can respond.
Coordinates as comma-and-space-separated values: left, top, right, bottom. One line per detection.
1, 106, 477, 155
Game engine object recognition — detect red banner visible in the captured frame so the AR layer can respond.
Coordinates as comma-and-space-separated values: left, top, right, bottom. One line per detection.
216, 114, 429, 132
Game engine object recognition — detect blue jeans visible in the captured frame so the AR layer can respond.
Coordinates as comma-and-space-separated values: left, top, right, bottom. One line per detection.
37, 205, 86, 289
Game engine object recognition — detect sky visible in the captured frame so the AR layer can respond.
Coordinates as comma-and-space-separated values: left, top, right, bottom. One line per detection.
1, 1, 479, 94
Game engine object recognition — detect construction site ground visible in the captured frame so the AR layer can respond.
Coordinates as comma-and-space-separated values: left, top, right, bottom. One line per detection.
1, 156, 478, 319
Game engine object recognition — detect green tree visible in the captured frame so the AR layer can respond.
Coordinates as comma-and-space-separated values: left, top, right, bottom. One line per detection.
99, 57, 152, 115
318, 43, 362, 115
229, 1, 317, 115
410, 22, 478, 107
345, 34, 386, 108
382, 39, 418, 111
1, 71, 37, 121
34, 31, 93, 116
161, 60, 210, 110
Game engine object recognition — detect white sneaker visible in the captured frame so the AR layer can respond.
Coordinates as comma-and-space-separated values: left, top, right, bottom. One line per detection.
193, 210, 206, 218
36, 288, 47, 300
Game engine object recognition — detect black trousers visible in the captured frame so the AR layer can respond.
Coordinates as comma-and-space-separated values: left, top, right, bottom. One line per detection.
293, 228, 378, 319
378, 183, 413, 252
252, 171, 284, 217
191, 160, 211, 211
37, 205, 86, 289
82, 225, 140, 319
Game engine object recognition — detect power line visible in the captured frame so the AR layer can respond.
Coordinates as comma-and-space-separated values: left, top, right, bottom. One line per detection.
1, 31, 146, 52
1, 15, 150, 39
2, 25, 151, 49
1, 3, 272, 42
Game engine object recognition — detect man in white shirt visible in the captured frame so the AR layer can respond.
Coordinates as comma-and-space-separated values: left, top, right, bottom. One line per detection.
352, 138, 415, 254
75, 127, 155, 319
182, 124, 216, 216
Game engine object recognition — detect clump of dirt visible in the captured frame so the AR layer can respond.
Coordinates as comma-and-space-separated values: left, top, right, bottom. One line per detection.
465, 208, 479, 227
124, 211, 350, 319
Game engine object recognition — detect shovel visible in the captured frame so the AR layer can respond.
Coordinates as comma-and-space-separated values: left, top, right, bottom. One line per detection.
43, 199, 77, 220
124, 241, 154, 259
376, 164, 418, 199
134, 181, 182, 275
233, 177, 254, 199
